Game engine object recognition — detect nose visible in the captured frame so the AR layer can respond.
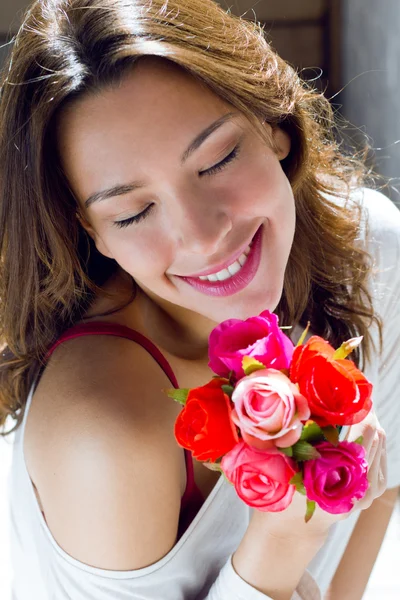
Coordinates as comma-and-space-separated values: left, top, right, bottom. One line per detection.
171, 192, 233, 256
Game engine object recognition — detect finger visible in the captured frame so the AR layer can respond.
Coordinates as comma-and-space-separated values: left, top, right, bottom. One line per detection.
381, 435, 387, 483
359, 433, 385, 510
347, 433, 380, 514
365, 430, 381, 467
366, 431, 383, 479
340, 428, 386, 517
376, 437, 388, 497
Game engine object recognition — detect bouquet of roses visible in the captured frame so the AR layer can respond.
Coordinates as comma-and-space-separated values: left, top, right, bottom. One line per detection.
164, 310, 372, 522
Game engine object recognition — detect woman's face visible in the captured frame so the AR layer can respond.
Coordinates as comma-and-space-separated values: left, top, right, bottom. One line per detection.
57, 57, 296, 335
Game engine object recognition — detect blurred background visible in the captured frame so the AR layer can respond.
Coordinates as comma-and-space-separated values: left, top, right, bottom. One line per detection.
0, 1, 399, 598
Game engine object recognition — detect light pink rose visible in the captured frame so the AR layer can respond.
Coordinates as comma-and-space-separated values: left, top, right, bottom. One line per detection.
221, 441, 297, 511
303, 441, 369, 513
231, 369, 310, 449
208, 310, 294, 382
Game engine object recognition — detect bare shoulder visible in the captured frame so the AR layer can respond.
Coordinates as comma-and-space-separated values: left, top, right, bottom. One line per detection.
25, 334, 185, 570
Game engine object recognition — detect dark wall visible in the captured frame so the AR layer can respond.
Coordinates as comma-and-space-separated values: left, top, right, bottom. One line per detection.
340, 0, 400, 205
0, 38, 11, 68
0, 0, 30, 67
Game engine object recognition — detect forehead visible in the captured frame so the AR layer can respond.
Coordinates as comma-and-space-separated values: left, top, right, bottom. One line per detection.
57, 58, 234, 155
55, 58, 244, 204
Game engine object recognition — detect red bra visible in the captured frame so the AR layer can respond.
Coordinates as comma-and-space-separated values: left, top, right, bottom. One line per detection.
45, 321, 204, 538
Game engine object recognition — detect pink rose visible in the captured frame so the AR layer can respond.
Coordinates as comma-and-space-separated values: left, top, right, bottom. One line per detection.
303, 441, 369, 514
231, 369, 310, 449
221, 441, 297, 511
208, 310, 294, 382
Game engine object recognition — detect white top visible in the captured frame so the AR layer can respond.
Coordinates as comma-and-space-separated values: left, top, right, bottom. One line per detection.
7, 188, 400, 600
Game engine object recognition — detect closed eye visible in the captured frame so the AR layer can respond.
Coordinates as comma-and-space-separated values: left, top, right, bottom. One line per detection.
113, 144, 241, 228
200, 143, 241, 176
113, 203, 154, 229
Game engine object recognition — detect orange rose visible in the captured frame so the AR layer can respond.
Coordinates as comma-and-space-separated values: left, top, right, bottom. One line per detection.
174, 379, 239, 462
290, 336, 372, 428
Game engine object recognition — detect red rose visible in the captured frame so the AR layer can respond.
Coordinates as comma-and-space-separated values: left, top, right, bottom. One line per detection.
290, 336, 372, 428
174, 379, 239, 462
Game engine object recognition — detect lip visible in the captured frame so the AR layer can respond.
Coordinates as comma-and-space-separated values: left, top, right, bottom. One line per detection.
180, 230, 258, 278
179, 224, 263, 297
180, 230, 258, 279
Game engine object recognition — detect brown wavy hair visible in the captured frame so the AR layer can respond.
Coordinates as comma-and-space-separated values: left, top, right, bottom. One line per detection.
0, 0, 382, 435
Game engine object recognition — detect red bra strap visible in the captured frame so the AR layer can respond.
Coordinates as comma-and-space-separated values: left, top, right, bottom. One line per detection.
45, 321, 179, 388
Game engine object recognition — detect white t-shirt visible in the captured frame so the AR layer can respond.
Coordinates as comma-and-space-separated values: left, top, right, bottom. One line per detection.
7, 188, 400, 599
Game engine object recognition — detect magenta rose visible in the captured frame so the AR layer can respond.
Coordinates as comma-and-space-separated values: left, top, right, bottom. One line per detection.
303, 441, 369, 514
221, 441, 297, 511
208, 310, 294, 382
231, 369, 310, 449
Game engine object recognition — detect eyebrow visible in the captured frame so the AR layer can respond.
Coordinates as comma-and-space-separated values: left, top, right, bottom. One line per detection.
83, 111, 238, 209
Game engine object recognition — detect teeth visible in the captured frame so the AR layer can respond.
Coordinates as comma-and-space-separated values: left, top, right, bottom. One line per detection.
197, 244, 251, 282
227, 262, 242, 276
216, 268, 231, 281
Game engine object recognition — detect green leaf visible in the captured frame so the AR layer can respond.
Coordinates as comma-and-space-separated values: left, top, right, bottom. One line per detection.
203, 461, 224, 473
296, 483, 307, 495
221, 384, 234, 398
353, 435, 364, 445
300, 421, 324, 443
290, 471, 307, 495
277, 446, 293, 457
296, 321, 311, 347
290, 471, 304, 486
321, 426, 339, 446
163, 387, 190, 406
242, 356, 265, 376
332, 336, 363, 360
305, 500, 316, 523
292, 440, 321, 461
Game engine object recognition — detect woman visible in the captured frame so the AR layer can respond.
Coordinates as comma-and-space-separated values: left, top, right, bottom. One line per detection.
0, 1, 398, 599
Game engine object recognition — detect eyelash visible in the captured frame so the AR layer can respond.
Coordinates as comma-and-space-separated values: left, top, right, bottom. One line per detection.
199, 144, 240, 176
113, 144, 241, 229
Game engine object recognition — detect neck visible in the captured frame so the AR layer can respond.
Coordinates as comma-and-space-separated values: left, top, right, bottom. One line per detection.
137, 289, 217, 361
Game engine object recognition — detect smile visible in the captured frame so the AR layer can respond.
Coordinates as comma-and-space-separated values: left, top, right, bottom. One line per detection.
197, 244, 252, 282
179, 224, 263, 297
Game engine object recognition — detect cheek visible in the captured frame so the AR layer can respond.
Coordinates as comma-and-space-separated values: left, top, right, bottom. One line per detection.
244, 156, 296, 257
274, 176, 296, 228
108, 232, 172, 280
230, 152, 294, 216
256, 158, 296, 232
229, 160, 270, 207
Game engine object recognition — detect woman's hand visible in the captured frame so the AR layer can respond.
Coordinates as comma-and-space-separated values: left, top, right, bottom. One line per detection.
251, 407, 387, 542
343, 407, 388, 509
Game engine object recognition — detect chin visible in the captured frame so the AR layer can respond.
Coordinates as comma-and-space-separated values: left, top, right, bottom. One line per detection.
201, 287, 283, 324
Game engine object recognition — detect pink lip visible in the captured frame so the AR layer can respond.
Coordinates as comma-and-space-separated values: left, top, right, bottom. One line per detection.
180, 230, 258, 278
179, 224, 263, 297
